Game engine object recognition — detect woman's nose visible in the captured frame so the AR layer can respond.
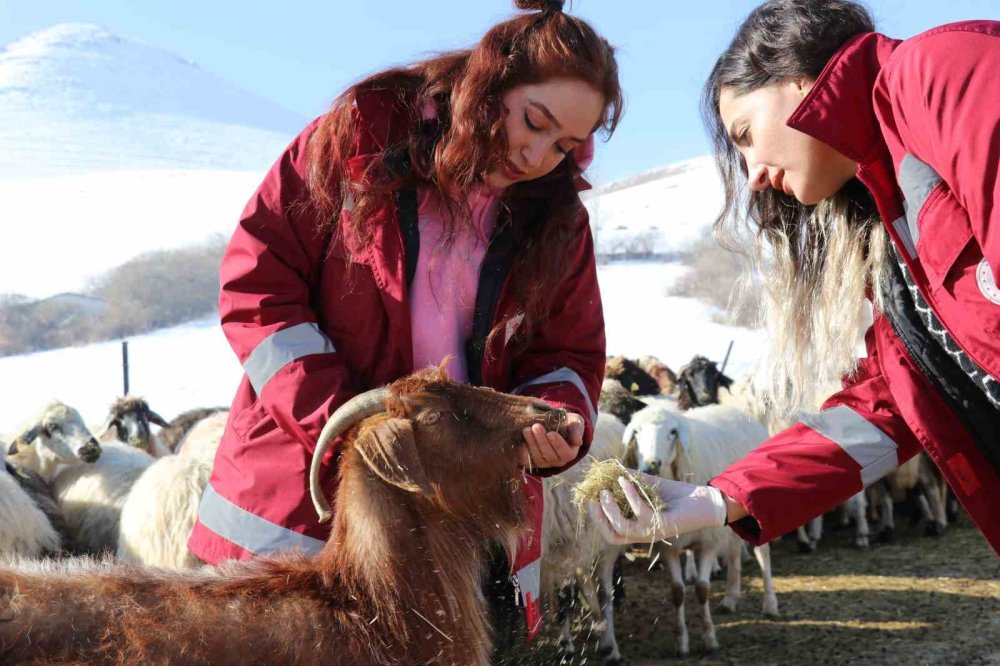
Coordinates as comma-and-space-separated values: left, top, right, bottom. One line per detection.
522, 142, 546, 170
747, 162, 770, 192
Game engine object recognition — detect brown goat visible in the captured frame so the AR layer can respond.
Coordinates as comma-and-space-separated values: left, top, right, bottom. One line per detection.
0, 368, 567, 666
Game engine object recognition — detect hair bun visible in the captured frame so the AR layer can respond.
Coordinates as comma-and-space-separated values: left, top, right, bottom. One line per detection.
514, 0, 565, 13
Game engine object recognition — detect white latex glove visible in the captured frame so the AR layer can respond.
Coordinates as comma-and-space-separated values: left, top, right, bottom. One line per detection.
588, 473, 728, 545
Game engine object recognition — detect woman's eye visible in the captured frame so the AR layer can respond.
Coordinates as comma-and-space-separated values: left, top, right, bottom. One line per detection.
737, 127, 751, 146
524, 111, 541, 132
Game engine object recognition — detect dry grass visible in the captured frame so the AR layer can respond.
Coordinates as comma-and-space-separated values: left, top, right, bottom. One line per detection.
571, 458, 667, 521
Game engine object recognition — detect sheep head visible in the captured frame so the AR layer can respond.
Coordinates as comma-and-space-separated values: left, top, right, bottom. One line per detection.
624, 407, 688, 478
311, 367, 568, 530
8, 401, 102, 466
676, 355, 733, 410
99, 396, 169, 453
605, 355, 662, 396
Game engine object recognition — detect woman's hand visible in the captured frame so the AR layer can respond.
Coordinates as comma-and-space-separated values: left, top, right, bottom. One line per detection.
522, 412, 584, 469
588, 475, 730, 545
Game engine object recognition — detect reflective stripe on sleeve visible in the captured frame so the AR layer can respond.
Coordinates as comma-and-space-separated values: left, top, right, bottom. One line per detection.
899, 153, 943, 249
243, 322, 336, 395
514, 558, 541, 608
800, 405, 899, 487
514, 367, 597, 424
197, 483, 326, 557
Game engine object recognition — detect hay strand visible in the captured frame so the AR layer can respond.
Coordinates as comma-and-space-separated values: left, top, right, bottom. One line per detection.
572, 458, 667, 520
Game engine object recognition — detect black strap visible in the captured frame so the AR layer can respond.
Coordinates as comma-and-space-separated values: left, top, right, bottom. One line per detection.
882, 249, 1000, 472
466, 210, 517, 386
396, 189, 420, 289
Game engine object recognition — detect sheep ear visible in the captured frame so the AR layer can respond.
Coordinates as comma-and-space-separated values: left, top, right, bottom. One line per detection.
146, 410, 170, 428
675, 422, 691, 455
354, 418, 432, 496
98, 415, 116, 439
9, 426, 39, 455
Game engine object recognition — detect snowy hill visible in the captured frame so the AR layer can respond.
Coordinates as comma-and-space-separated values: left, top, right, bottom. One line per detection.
0, 170, 262, 298
584, 156, 723, 257
0, 24, 307, 178
0, 261, 764, 437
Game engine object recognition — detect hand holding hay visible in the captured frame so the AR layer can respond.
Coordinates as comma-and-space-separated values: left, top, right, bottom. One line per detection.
573, 458, 667, 520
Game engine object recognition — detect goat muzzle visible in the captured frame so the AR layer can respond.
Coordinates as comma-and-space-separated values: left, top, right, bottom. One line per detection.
310, 388, 390, 523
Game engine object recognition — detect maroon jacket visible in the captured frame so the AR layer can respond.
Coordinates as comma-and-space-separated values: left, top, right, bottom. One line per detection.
188, 88, 606, 625
712, 22, 1000, 553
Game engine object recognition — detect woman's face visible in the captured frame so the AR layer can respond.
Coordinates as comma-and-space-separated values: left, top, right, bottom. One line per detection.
485, 78, 604, 189
718, 80, 857, 205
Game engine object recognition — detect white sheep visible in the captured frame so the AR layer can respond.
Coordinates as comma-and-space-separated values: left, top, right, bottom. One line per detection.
115, 409, 227, 569
542, 412, 628, 663
0, 456, 61, 557
625, 402, 778, 655
116, 454, 211, 568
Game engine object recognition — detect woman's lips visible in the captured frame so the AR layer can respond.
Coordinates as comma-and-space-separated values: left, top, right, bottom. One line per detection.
503, 160, 526, 181
772, 170, 791, 196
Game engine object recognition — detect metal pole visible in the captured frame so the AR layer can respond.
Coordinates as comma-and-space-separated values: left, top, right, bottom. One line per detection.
719, 340, 734, 375
122, 340, 130, 396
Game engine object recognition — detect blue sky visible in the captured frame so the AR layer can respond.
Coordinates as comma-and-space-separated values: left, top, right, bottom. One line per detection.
1, 0, 996, 184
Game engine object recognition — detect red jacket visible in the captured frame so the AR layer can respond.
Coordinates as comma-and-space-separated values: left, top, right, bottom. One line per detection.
712, 21, 1000, 553
188, 88, 606, 628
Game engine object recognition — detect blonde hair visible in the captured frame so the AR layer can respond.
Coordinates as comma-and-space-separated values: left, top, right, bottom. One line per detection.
727, 189, 889, 422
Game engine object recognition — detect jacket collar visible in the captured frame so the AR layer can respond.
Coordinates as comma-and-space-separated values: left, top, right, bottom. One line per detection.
786, 31, 901, 166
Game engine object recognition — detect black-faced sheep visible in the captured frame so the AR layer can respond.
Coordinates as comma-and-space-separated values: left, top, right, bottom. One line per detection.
0, 369, 569, 666
97, 396, 171, 457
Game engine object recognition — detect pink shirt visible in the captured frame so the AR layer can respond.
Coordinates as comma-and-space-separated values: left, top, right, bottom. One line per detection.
409, 185, 501, 383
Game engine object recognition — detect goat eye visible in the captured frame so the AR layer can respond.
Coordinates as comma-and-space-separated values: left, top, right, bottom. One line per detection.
45, 423, 60, 436
421, 411, 440, 425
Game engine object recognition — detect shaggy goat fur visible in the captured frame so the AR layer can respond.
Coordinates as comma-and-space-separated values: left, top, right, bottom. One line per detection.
0, 370, 567, 666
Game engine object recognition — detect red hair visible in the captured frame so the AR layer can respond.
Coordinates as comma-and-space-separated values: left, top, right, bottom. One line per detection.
306, 0, 622, 352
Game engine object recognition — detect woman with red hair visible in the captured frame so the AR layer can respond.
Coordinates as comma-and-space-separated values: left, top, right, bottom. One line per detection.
188, 0, 622, 649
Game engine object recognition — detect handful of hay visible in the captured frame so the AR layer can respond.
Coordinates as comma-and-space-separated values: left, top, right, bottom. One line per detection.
571, 458, 667, 520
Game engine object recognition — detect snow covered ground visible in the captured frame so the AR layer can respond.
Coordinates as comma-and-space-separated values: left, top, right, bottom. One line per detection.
0, 259, 763, 436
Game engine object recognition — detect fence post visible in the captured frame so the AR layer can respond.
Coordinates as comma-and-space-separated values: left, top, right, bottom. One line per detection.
122, 340, 130, 396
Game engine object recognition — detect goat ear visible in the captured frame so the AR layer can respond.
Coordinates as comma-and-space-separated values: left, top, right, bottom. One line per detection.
354, 418, 432, 496
147, 410, 170, 428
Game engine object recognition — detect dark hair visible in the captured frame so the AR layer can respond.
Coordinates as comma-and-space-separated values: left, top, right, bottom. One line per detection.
307, 0, 622, 351
702, 0, 875, 257
700, 1, 890, 419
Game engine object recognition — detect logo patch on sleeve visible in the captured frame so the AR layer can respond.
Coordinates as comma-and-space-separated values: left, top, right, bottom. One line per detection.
976, 258, 1000, 305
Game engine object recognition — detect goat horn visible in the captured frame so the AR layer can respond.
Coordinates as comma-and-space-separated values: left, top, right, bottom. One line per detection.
309, 388, 390, 523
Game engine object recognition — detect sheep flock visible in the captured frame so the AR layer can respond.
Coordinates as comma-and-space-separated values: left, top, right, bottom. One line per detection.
0, 354, 972, 664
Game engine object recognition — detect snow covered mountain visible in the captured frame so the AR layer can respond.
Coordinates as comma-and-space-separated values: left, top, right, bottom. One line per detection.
0, 23, 307, 178
583, 155, 724, 257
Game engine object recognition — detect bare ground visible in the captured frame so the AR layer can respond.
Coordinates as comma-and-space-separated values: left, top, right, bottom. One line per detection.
505, 516, 999, 665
